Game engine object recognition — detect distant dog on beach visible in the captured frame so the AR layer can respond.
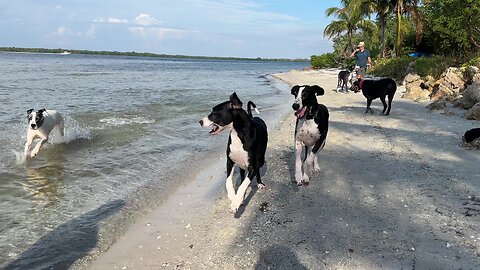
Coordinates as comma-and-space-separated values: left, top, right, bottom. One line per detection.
24, 108, 64, 158
337, 66, 354, 92
350, 78, 397, 115
291, 85, 329, 186
199, 93, 268, 214
462, 128, 480, 149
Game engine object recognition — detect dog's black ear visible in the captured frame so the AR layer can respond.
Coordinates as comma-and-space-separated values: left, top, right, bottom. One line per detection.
27, 109, 34, 115
229, 92, 243, 109
291, 85, 300, 96
312, 85, 325, 96
38, 108, 46, 114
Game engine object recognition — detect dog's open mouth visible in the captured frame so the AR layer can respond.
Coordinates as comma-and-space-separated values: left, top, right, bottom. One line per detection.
294, 107, 308, 118
209, 123, 223, 135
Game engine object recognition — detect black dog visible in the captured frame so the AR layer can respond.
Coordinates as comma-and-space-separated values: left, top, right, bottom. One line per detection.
350, 78, 397, 115
199, 93, 268, 213
291, 85, 329, 186
337, 66, 354, 92
462, 128, 480, 148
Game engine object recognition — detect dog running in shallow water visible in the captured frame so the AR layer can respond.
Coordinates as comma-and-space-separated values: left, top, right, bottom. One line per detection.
199, 93, 268, 214
291, 85, 329, 186
24, 108, 64, 159
350, 78, 397, 115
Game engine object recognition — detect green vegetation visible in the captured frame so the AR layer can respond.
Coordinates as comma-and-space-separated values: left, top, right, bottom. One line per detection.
368, 55, 456, 81
311, 0, 480, 79
0, 47, 308, 62
310, 53, 337, 69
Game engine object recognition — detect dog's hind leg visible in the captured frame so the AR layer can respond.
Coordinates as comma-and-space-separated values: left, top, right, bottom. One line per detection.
239, 168, 245, 183
386, 94, 394, 115
226, 159, 236, 201
380, 96, 388, 114
311, 139, 326, 172
255, 169, 265, 189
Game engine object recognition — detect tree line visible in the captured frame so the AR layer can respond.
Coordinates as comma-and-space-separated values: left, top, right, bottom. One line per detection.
0, 47, 308, 63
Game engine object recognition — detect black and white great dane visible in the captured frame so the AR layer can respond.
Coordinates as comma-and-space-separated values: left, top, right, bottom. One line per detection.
291, 85, 329, 186
199, 93, 268, 214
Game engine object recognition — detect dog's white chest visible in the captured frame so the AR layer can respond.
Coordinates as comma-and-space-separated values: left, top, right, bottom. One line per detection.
229, 130, 249, 170
296, 119, 321, 146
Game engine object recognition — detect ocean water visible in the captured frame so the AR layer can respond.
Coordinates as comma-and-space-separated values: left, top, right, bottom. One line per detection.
0, 52, 307, 268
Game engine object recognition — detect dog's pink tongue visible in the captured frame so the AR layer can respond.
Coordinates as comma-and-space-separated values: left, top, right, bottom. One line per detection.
294, 107, 307, 118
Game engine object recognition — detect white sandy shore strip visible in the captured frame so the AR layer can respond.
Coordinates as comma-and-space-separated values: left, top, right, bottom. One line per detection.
83, 69, 480, 270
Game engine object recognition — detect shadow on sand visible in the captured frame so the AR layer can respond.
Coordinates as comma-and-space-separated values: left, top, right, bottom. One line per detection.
225, 101, 480, 269
4, 200, 124, 270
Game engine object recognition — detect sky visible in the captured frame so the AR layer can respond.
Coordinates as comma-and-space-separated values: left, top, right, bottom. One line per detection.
0, 0, 342, 59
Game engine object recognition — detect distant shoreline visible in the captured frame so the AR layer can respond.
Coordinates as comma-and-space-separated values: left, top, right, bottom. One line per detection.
0, 47, 309, 62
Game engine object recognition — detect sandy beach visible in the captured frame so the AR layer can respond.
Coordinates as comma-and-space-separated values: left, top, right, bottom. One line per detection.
83, 69, 480, 270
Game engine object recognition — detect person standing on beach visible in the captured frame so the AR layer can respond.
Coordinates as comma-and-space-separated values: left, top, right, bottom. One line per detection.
350, 41, 371, 80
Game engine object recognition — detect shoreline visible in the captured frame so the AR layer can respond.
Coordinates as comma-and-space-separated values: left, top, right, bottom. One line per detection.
70, 74, 295, 269
85, 69, 479, 269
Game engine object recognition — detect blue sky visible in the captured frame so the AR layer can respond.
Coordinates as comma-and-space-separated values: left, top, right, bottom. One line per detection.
0, 0, 342, 58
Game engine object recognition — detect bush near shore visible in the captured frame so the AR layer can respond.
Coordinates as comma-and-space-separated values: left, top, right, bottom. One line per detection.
311, 53, 480, 82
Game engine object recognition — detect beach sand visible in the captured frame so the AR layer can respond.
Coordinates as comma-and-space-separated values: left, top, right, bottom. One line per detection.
82, 69, 480, 269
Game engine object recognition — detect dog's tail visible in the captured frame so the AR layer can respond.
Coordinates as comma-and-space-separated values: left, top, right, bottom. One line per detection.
247, 101, 260, 117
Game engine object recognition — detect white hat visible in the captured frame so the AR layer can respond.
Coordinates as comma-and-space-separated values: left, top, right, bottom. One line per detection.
358, 41, 365, 47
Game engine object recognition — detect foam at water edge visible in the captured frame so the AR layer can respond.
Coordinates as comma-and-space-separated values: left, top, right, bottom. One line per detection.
98, 116, 156, 127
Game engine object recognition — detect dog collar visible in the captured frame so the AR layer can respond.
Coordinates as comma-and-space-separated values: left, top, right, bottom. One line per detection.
359, 79, 364, 90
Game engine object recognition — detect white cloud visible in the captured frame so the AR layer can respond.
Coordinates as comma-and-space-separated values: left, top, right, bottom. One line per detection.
94, 17, 129, 24
128, 26, 192, 39
85, 25, 96, 37
50, 26, 81, 36
133, 13, 161, 26
47, 26, 91, 38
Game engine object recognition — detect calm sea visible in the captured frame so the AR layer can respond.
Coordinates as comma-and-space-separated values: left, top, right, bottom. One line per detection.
0, 52, 307, 268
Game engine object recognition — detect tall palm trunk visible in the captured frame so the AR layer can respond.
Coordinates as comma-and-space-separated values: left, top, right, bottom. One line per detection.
379, 14, 387, 58
342, 30, 354, 57
395, 1, 403, 57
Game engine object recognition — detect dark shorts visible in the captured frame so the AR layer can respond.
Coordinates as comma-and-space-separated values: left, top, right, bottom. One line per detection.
356, 67, 366, 77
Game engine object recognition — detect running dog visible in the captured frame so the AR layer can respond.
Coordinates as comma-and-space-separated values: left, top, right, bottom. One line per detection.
291, 85, 329, 186
24, 108, 64, 158
199, 93, 268, 214
350, 78, 397, 115
337, 66, 354, 92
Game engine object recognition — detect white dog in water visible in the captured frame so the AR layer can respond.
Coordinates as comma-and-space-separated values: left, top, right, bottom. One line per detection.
24, 108, 64, 158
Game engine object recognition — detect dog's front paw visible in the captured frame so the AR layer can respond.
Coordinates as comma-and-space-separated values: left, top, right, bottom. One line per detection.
295, 172, 304, 186
257, 183, 266, 189
313, 164, 321, 172
229, 200, 242, 214
30, 149, 39, 157
302, 174, 310, 186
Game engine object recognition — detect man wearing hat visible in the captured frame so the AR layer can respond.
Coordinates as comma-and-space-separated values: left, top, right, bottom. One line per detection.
350, 41, 371, 79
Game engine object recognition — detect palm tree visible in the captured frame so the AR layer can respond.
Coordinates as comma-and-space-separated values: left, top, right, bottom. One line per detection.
345, 0, 395, 58
393, 0, 423, 56
324, 6, 377, 57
